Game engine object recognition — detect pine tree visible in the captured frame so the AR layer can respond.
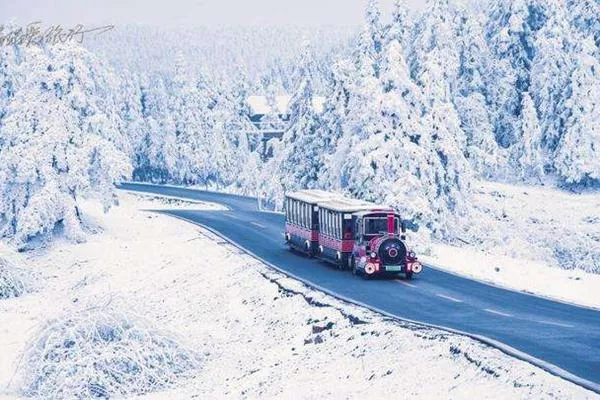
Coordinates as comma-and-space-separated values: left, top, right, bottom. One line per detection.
134, 74, 177, 182
515, 92, 545, 182
343, 40, 433, 231
454, 13, 502, 177
386, 0, 411, 49
554, 38, 600, 185
318, 59, 354, 190
364, 0, 384, 78
530, 2, 576, 153
265, 40, 322, 206
569, 0, 600, 50
486, 0, 536, 148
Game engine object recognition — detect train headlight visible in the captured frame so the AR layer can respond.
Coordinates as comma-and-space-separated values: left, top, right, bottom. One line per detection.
365, 263, 376, 275
412, 262, 423, 274
370, 252, 377, 259
408, 250, 416, 258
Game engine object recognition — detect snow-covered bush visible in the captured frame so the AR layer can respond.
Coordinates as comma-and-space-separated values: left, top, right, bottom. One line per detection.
17, 307, 201, 399
0, 244, 32, 299
0, 257, 26, 299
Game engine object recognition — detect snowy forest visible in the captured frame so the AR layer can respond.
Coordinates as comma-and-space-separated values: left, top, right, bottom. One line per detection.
0, 0, 599, 246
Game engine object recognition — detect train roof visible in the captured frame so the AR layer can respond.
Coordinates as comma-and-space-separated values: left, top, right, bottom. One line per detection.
318, 198, 391, 213
352, 209, 398, 217
286, 189, 342, 204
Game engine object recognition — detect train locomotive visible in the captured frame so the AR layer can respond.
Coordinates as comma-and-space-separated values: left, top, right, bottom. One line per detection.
284, 190, 422, 279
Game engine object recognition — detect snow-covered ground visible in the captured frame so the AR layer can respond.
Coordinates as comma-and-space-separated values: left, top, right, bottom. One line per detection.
424, 180, 600, 310
0, 194, 597, 399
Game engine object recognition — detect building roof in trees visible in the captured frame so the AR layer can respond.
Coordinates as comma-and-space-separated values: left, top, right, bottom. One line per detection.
247, 95, 325, 116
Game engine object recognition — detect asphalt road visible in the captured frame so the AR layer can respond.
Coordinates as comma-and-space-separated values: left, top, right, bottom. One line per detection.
120, 183, 600, 393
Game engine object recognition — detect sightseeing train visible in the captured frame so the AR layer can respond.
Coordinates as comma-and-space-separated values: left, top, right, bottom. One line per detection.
284, 190, 422, 279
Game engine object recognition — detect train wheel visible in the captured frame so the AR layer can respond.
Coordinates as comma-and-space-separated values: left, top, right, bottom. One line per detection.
351, 257, 358, 276
304, 241, 313, 258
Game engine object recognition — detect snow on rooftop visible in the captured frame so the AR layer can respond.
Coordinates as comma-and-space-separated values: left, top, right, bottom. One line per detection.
318, 197, 384, 213
247, 95, 325, 115
286, 189, 342, 204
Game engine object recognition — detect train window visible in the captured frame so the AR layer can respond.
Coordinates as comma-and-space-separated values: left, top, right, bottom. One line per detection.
303, 204, 307, 228
331, 212, 335, 236
318, 211, 321, 233
294, 201, 299, 225
364, 217, 401, 235
304, 204, 308, 228
336, 214, 341, 238
306, 205, 309, 228
304, 204, 309, 228
306, 205, 310, 228
332, 211, 336, 237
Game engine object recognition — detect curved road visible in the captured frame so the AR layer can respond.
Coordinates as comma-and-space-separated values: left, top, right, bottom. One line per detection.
120, 183, 600, 393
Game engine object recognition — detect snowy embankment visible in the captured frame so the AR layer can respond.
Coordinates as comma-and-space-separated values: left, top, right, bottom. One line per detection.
425, 181, 600, 310
0, 194, 596, 399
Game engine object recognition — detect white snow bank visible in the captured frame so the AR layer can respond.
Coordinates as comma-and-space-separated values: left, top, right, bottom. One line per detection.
0, 193, 596, 399
427, 180, 600, 309
423, 244, 600, 310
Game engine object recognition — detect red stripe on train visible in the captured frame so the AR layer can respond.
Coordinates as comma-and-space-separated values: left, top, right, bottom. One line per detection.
319, 234, 354, 252
286, 223, 318, 241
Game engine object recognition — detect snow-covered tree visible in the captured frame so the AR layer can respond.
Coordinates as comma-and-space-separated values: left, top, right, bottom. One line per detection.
385, 0, 411, 49
530, 3, 575, 153
318, 59, 354, 190
265, 41, 323, 206
0, 45, 131, 243
514, 92, 545, 182
409, 0, 462, 96
454, 13, 502, 177
363, 0, 384, 78
0, 45, 18, 137
134, 75, 177, 182
568, 0, 600, 50
455, 93, 502, 178
342, 40, 432, 230
554, 38, 600, 185
485, 0, 535, 148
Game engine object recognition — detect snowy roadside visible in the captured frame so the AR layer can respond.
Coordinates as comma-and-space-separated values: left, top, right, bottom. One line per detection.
425, 180, 600, 310
0, 194, 596, 399
422, 244, 600, 310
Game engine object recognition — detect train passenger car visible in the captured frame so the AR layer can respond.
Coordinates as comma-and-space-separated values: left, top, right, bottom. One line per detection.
283, 190, 339, 255
315, 198, 384, 269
